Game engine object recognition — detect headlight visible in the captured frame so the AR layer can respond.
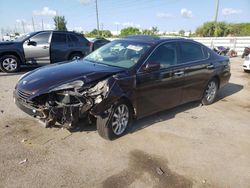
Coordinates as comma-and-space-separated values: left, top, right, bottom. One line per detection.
50, 80, 84, 91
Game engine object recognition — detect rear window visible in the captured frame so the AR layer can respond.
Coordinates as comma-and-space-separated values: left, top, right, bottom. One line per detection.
68, 34, 79, 43
51, 33, 67, 43
180, 42, 205, 63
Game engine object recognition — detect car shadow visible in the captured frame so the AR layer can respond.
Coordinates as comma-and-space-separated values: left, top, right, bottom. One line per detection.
67, 82, 244, 134
216, 82, 243, 101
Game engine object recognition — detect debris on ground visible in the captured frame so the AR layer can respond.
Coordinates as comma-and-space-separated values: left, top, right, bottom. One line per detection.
5, 125, 9, 128
156, 167, 164, 175
21, 139, 28, 143
202, 179, 207, 184
191, 116, 198, 119
0, 110, 4, 113
19, 159, 28, 164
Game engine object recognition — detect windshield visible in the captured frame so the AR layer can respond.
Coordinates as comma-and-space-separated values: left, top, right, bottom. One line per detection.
85, 40, 151, 68
15, 32, 35, 42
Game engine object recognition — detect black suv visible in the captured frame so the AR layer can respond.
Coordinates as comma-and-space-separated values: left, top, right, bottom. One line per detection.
0, 31, 90, 73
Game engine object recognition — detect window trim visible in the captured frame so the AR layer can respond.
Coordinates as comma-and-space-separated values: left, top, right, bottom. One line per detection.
177, 41, 210, 65
51, 32, 68, 44
137, 40, 179, 73
29, 31, 52, 44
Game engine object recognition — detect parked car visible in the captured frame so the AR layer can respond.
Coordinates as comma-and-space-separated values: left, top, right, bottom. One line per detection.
0, 30, 90, 73
14, 36, 231, 140
243, 55, 250, 72
89, 37, 110, 52
213, 46, 230, 56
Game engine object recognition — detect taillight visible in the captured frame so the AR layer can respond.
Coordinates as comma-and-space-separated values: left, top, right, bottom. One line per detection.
87, 42, 93, 47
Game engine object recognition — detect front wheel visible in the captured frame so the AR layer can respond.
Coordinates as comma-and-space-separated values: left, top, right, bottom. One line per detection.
202, 79, 218, 105
97, 100, 132, 140
0, 55, 20, 73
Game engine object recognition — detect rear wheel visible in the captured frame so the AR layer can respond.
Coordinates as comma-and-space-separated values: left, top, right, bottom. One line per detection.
202, 79, 218, 105
69, 53, 83, 60
0, 55, 20, 73
97, 100, 132, 140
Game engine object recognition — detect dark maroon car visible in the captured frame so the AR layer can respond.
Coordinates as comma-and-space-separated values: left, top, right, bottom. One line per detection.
14, 36, 231, 140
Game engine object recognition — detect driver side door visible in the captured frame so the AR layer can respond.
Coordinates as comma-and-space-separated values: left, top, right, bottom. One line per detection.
136, 42, 185, 118
23, 32, 52, 64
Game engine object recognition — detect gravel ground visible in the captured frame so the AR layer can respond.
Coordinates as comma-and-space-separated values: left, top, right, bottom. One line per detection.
0, 57, 250, 188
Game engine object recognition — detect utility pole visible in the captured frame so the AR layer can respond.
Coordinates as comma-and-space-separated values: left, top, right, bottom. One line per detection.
42, 19, 44, 30
21, 21, 25, 33
214, 0, 219, 23
95, 0, 100, 36
32, 17, 35, 31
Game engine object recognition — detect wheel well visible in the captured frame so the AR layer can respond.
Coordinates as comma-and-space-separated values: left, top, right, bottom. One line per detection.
213, 75, 220, 88
68, 51, 84, 59
0, 52, 22, 64
120, 96, 136, 117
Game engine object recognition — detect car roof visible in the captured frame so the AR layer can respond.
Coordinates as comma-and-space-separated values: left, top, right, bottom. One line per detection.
121, 35, 194, 45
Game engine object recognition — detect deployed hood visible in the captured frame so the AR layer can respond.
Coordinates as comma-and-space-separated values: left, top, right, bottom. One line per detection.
16, 59, 124, 97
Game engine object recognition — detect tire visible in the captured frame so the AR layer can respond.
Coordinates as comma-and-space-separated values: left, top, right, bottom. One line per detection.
96, 100, 132, 140
69, 53, 83, 60
244, 69, 250, 73
0, 55, 20, 73
202, 78, 218, 105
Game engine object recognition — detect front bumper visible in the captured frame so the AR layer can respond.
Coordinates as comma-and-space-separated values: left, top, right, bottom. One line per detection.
14, 93, 43, 118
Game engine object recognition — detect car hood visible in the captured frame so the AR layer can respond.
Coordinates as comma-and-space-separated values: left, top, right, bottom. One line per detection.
16, 59, 124, 97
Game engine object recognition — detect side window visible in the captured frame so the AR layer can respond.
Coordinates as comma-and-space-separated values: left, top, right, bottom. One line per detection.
29, 32, 50, 44
69, 34, 79, 43
51, 33, 67, 43
179, 42, 205, 63
147, 42, 177, 69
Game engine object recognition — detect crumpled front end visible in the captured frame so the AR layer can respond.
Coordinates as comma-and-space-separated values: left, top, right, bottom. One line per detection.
14, 75, 130, 129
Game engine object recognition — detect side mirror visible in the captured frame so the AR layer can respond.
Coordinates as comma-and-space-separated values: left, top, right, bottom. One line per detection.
143, 62, 160, 72
27, 40, 37, 46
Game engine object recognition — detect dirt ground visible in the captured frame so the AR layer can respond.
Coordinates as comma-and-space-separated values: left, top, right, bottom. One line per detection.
0, 57, 250, 188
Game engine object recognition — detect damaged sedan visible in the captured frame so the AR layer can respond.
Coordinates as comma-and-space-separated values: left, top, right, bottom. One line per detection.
14, 36, 231, 140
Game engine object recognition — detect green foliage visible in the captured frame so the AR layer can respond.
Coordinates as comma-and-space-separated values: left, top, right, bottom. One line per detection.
54, 16, 67, 31
141, 27, 159, 36
120, 27, 141, 37
85, 29, 112, 38
195, 22, 250, 37
179, 30, 185, 36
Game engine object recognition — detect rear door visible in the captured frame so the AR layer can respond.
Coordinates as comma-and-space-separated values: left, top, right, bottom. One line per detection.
50, 32, 69, 63
178, 41, 214, 103
136, 42, 186, 118
23, 32, 52, 64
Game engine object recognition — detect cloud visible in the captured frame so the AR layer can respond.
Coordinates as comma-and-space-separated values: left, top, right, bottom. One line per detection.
180, 8, 193, 18
222, 8, 242, 15
79, 0, 92, 5
156, 12, 174, 19
33, 7, 56, 17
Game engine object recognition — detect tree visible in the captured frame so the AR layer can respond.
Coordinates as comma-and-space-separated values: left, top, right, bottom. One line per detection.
85, 29, 112, 38
54, 16, 67, 31
179, 30, 185, 36
120, 27, 141, 37
142, 27, 159, 36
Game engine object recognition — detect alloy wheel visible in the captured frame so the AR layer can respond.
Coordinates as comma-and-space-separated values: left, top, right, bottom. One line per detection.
111, 104, 129, 135
205, 81, 217, 103
2, 58, 18, 72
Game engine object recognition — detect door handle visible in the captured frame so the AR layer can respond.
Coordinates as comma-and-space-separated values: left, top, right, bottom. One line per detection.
207, 64, 214, 69
42, 46, 49, 49
174, 71, 184, 76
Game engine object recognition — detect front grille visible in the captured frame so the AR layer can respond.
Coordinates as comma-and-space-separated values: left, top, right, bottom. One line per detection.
17, 89, 32, 101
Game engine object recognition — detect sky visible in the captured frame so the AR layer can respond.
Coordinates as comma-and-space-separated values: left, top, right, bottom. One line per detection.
0, 0, 249, 34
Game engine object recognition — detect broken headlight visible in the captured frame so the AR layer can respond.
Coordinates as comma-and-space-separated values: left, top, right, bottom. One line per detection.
50, 80, 84, 92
